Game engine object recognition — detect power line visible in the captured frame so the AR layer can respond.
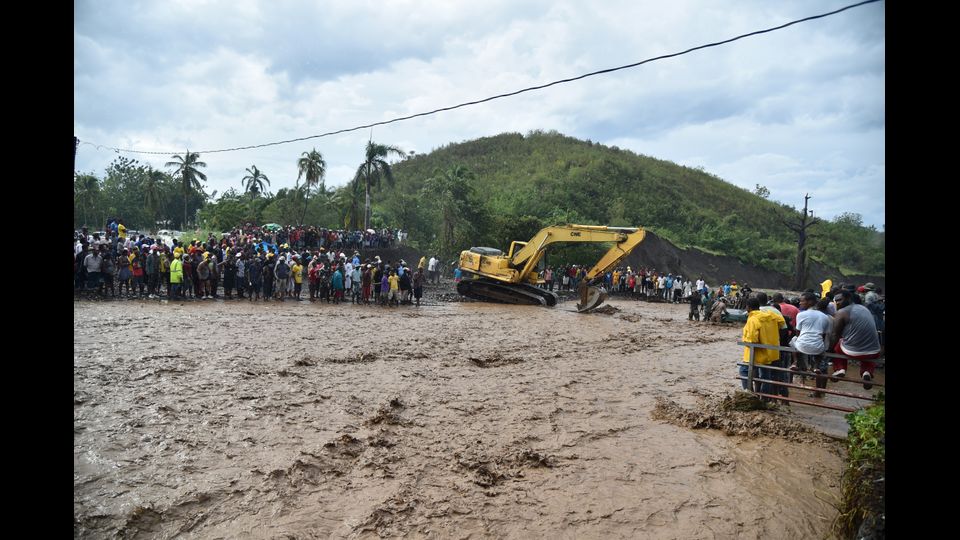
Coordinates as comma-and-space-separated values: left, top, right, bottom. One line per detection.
79, 0, 881, 156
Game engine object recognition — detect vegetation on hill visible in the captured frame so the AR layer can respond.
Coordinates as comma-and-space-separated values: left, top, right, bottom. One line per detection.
377, 131, 884, 275
74, 131, 883, 277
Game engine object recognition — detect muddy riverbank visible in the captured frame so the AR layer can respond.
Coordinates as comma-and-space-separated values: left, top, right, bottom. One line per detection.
75, 294, 845, 538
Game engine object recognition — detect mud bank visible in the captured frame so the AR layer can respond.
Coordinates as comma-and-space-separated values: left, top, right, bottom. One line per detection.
75, 297, 844, 538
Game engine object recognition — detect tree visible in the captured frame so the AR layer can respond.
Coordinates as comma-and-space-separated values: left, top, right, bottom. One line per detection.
424, 165, 475, 258
354, 140, 405, 231
142, 169, 165, 230
754, 184, 770, 199
782, 193, 820, 290
242, 165, 270, 199
74, 174, 100, 227
835, 212, 863, 227
332, 181, 365, 229
297, 149, 326, 226
165, 150, 208, 228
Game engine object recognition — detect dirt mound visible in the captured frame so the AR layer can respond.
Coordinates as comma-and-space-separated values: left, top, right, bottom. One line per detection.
624, 230, 882, 291
652, 393, 831, 444
589, 305, 620, 315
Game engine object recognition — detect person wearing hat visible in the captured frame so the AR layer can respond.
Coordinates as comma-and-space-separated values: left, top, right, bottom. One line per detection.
181, 252, 194, 299
169, 251, 183, 299
261, 252, 275, 300
274, 253, 290, 301
235, 252, 246, 299
197, 252, 212, 299
350, 262, 362, 303
398, 263, 413, 304
157, 247, 170, 297
291, 256, 303, 300
863, 283, 879, 305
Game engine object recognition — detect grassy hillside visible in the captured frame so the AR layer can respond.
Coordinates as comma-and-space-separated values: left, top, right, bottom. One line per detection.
374, 130, 883, 275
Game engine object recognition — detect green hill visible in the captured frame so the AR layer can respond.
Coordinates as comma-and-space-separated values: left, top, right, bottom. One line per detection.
376, 130, 883, 277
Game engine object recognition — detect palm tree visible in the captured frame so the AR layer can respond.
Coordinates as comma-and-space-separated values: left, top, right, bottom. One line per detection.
331, 180, 365, 229
354, 140, 404, 231
297, 149, 326, 226
143, 169, 165, 231
165, 150, 207, 229
242, 165, 271, 199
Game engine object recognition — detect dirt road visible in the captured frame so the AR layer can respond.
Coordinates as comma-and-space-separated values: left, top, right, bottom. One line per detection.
74, 295, 844, 538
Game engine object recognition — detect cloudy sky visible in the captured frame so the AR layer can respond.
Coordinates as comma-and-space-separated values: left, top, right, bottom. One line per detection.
74, 0, 885, 228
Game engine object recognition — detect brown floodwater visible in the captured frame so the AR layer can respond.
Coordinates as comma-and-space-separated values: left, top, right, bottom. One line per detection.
75, 296, 847, 538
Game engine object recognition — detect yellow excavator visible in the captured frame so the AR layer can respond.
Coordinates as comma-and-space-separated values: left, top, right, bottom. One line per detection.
456, 224, 647, 312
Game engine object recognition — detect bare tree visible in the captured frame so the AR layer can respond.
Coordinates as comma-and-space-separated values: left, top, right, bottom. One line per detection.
782, 193, 820, 290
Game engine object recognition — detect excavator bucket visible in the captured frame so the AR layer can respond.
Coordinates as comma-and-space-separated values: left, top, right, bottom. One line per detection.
576, 286, 609, 313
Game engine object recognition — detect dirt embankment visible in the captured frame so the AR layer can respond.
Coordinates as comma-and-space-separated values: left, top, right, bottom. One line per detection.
75, 297, 844, 538
624, 231, 884, 291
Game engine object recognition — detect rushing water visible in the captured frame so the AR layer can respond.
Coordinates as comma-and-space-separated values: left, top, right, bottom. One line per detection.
75, 298, 843, 538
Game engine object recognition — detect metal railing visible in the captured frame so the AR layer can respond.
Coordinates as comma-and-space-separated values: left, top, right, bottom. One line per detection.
737, 341, 884, 412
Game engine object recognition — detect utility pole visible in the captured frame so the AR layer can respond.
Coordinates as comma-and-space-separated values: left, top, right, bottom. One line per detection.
783, 193, 820, 290
74, 136, 79, 175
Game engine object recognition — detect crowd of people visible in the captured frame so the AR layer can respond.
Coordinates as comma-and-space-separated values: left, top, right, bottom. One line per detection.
536, 265, 753, 306
737, 282, 885, 401
225, 223, 406, 251
74, 223, 428, 307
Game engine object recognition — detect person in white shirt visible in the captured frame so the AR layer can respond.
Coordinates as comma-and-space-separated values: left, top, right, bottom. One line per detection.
790, 292, 833, 397
428, 256, 438, 284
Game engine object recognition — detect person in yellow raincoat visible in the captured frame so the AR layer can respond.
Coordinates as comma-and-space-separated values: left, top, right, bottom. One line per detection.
820, 278, 832, 298
740, 296, 786, 395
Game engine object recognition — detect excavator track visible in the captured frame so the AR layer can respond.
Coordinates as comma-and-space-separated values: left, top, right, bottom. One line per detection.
456, 278, 558, 306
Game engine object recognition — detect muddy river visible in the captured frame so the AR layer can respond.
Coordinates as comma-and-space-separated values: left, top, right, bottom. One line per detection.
75, 294, 847, 538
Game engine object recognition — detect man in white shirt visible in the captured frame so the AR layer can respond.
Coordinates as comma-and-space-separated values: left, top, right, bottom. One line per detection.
428, 256, 438, 284
790, 292, 833, 397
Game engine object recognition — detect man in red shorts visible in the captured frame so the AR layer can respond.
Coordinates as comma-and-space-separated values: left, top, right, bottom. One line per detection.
828, 289, 881, 390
